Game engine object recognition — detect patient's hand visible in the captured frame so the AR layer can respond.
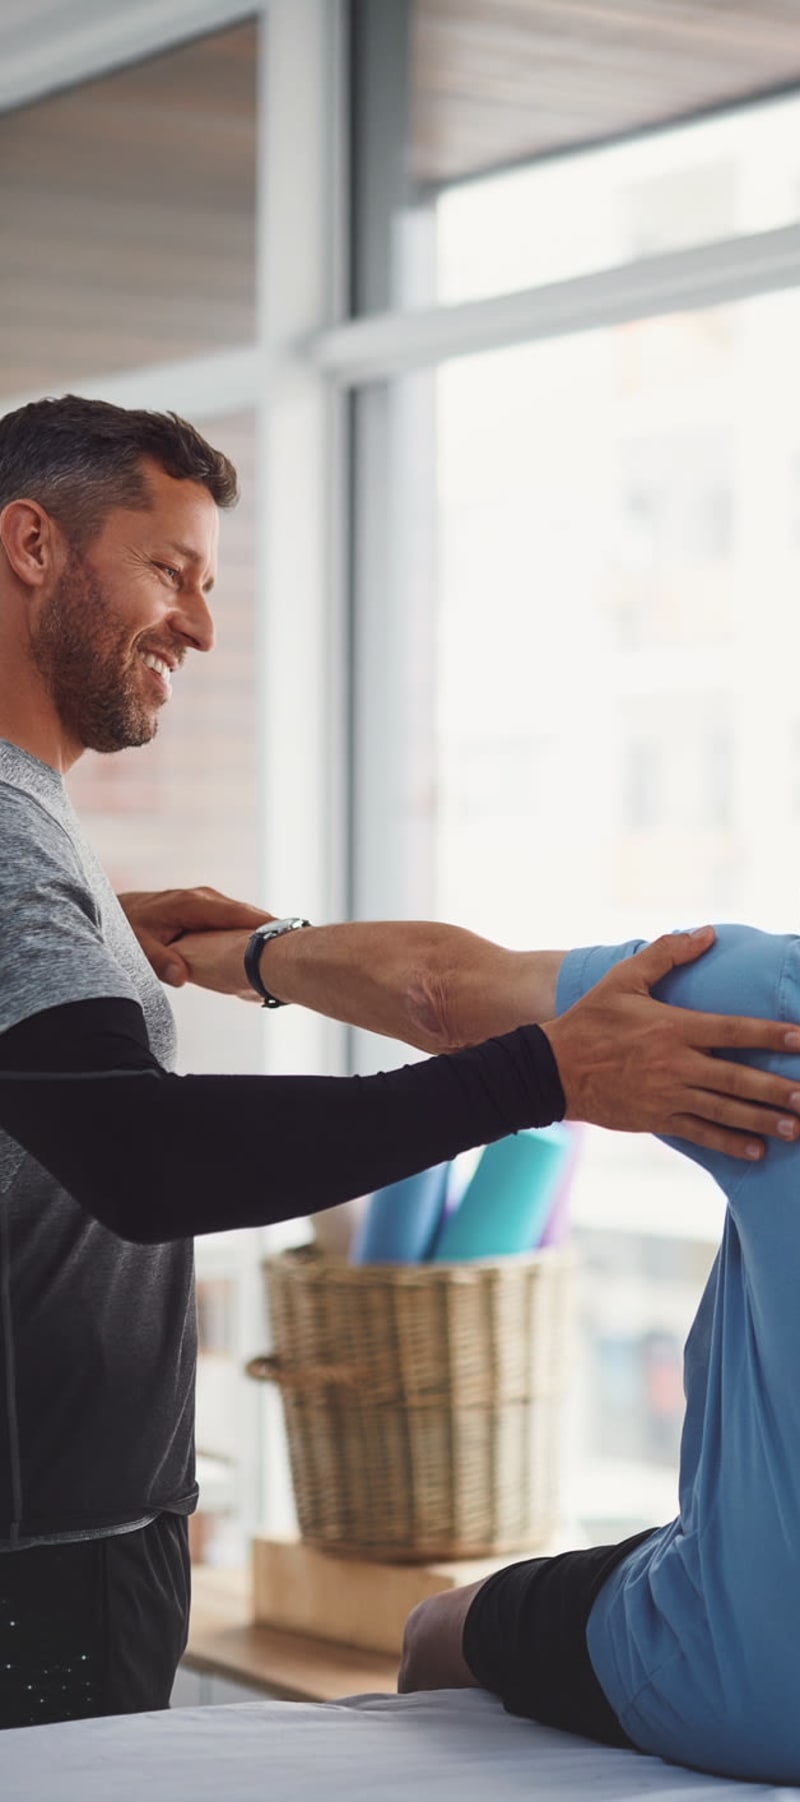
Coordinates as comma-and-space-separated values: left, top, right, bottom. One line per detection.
543, 926, 800, 1161
175, 928, 261, 1001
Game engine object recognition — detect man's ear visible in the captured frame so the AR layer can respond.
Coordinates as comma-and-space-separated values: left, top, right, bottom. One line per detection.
0, 499, 65, 591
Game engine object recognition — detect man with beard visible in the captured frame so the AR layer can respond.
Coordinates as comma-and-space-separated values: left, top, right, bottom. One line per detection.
0, 394, 798, 1733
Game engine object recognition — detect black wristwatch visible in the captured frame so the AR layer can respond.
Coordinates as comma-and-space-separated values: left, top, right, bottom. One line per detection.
244, 917, 311, 1008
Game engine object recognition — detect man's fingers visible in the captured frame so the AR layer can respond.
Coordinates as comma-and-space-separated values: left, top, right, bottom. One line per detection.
684, 1048, 800, 1113
670, 1115, 764, 1161
685, 1011, 800, 1054
624, 927, 716, 992
677, 1087, 800, 1142
167, 891, 272, 933
139, 931, 189, 986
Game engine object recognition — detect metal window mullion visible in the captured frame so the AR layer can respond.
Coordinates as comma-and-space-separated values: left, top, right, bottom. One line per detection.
315, 220, 800, 387
229, 0, 349, 1549
255, 0, 349, 1085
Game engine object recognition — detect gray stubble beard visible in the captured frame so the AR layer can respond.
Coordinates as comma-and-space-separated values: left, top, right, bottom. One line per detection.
30, 553, 160, 755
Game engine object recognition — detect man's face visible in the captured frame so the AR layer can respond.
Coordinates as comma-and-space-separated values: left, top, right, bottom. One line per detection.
31, 460, 219, 756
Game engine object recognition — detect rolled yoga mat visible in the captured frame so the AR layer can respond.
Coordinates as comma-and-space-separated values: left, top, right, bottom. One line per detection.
349, 1162, 451, 1264
430, 1126, 570, 1261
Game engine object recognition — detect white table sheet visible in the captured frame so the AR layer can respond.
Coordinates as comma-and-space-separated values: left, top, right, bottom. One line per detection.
3, 1688, 798, 1802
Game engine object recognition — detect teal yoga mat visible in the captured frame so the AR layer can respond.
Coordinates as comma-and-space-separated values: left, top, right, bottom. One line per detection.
430, 1127, 569, 1261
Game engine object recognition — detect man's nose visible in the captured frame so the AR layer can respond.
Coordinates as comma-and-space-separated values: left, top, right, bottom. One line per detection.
175, 588, 215, 653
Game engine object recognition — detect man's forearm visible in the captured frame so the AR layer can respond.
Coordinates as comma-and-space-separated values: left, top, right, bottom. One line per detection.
175, 917, 565, 1051
256, 921, 565, 1051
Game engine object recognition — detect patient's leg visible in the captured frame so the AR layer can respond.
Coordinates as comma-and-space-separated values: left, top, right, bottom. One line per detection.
401, 1536, 653, 1747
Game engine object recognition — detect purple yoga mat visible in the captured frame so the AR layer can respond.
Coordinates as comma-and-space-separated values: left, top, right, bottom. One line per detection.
537, 1123, 582, 1247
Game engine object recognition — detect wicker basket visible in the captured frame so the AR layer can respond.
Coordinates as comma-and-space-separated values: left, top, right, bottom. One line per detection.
247, 1243, 575, 1562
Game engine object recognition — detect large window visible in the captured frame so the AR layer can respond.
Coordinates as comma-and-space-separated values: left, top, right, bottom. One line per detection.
347, 29, 800, 1535
432, 290, 800, 952
436, 94, 800, 304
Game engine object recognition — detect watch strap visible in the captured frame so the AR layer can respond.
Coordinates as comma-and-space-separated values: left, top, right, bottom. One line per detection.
244, 917, 311, 1008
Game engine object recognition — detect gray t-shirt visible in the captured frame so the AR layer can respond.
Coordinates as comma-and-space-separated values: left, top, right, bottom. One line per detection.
0, 740, 197, 1547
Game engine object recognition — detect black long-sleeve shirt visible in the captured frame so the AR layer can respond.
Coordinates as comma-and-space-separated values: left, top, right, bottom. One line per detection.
0, 997, 565, 1242
0, 996, 564, 1544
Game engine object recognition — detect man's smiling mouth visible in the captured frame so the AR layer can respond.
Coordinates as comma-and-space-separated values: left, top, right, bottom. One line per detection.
139, 650, 173, 696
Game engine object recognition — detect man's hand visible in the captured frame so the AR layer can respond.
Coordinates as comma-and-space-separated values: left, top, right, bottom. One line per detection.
543, 925, 800, 1160
118, 888, 273, 988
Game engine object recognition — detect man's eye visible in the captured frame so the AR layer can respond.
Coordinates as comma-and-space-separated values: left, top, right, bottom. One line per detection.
157, 564, 181, 582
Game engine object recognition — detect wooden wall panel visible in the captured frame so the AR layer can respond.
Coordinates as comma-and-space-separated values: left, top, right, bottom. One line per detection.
0, 22, 257, 394
413, 1, 800, 182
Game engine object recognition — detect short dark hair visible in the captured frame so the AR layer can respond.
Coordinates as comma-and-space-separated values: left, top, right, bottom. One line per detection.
0, 394, 239, 547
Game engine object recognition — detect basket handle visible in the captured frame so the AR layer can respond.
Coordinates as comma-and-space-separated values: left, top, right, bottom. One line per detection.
245, 1354, 364, 1391
244, 1354, 281, 1383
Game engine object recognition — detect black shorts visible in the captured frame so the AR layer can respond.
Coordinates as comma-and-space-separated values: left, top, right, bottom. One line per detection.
462, 1529, 655, 1749
0, 1512, 190, 1730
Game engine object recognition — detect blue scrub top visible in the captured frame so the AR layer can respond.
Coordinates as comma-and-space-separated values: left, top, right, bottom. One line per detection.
557, 926, 800, 1784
